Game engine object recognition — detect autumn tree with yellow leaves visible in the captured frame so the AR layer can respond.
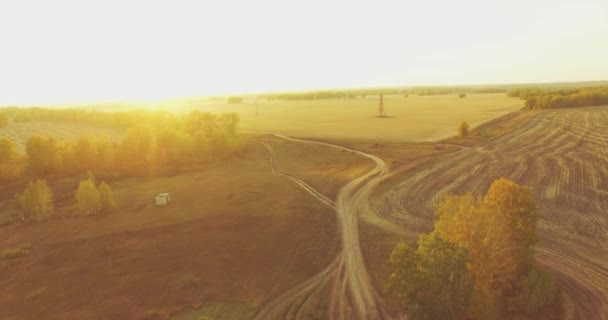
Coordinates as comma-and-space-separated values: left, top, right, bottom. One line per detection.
386, 178, 556, 320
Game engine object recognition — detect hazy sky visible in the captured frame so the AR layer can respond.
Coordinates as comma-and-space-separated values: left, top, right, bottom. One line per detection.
1, 0, 607, 105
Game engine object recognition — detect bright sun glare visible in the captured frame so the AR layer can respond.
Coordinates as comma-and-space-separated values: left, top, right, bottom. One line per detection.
0, 0, 607, 105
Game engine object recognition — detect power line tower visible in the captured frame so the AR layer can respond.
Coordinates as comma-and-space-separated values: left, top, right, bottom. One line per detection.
377, 93, 387, 118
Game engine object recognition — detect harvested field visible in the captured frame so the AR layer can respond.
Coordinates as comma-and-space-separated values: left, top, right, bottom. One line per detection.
374, 106, 608, 319
189, 94, 523, 141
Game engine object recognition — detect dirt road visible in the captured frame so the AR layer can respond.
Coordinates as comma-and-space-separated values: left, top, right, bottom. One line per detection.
254, 107, 608, 320
255, 135, 401, 320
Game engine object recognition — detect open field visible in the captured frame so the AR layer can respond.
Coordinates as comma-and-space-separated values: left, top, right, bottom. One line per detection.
2, 104, 607, 319
372, 106, 608, 319
0, 121, 123, 152
186, 93, 523, 141
260, 135, 374, 199
0, 139, 374, 320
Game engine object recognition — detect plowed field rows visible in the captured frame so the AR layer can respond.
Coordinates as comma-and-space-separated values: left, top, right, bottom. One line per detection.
378, 107, 608, 319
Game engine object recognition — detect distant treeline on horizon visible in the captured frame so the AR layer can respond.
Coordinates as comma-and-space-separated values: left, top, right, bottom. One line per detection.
1, 81, 607, 107
507, 86, 608, 110
251, 80, 608, 101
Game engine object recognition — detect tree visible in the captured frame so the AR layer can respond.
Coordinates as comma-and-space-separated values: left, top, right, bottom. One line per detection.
87, 170, 96, 184
0, 112, 8, 127
72, 135, 98, 172
76, 179, 101, 215
388, 178, 552, 319
26, 135, 61, 174
156, 128, 194, 163
458, 121, 470, 138
482, 178, 539, 277
525, 97, 538, 109
0, 137, 16, 163
99, 181, 116, 212
386, 234, 473, 320
12, 193, 25, 222
434, 179, 544, 318
95, 135, 115, 170
120, 126, 155, 165
227, 96, 243, 104
434, 194, 514, 319
218, 113, 240, 138
18, 180, 55, 221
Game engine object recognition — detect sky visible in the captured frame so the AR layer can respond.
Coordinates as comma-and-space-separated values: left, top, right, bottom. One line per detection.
0, 0, 607, 105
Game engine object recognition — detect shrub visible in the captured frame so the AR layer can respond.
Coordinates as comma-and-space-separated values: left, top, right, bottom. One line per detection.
507, 268, 557, 313
458, 120, 470, 138
2, 246, 30, 259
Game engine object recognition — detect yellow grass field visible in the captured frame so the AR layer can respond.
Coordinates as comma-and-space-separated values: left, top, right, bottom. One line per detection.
188, 93, 523, 141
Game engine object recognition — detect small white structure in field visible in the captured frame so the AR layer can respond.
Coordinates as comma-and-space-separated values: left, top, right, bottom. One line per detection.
155, 193, 171, 206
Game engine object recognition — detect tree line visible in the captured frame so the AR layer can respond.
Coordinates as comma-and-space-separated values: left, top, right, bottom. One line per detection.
408, 87, 505, 96
262, 91, 369, 101
258, 87, 506, 101
0, 107, 179, 129
386, 179, 556, 319
507, 86, 608, 109
2, 109, 242, 223
0, 110, 242, 179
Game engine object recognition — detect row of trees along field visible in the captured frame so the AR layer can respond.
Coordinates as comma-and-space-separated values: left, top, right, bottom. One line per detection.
507, 86, 608, 109
386, 179, 557, 320
12, 175, 116, 222
0, 107, 213, 129
0, 109, 242, 179
2, 109, 241, 223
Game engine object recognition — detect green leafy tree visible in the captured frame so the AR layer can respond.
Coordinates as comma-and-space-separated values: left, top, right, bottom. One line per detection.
73, 135, 98, 172
87, 170, 96, 184
26, 135, 61, 174
458, 121, 470, 138
156, 128, 194, 163
0, 137, 16, 163
95, 135, 115, 169
76, 179, 101, 215
508, 267, 557, 313
99, 181, 116, 212
120, 126, 155, 165
19, 180, 55, 221
386, 234, 473, 320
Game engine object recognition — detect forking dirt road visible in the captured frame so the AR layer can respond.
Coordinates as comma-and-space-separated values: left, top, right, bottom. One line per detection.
255, 135, 401, 320
255, 107, 608, 320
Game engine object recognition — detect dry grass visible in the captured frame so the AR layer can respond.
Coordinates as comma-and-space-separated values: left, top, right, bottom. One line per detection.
0, 138, 375, 320
0, 142, 324, 319
260, 135, 374, 199
188, 93, 523, 141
